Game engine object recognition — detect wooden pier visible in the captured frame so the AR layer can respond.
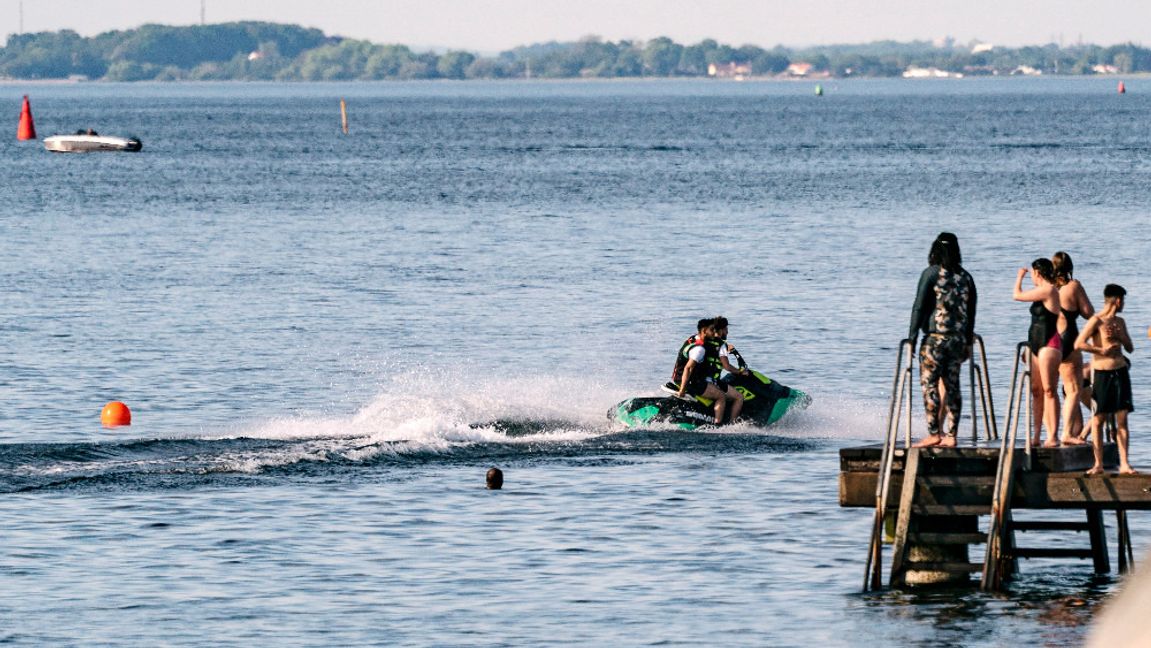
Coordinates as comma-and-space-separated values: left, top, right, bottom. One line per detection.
842, 442, 1145, 588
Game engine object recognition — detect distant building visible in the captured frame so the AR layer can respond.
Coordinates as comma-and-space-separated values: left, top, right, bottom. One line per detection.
903, 66, 964, 79
786, 62, 813, 77
971, 43, 994, 54
708, 62, 752, 79
1092, 64, 1120, 75
1012, 65, 1042, 76
248, 51, 264, 61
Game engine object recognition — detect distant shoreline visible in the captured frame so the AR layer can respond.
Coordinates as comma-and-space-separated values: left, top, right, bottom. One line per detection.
2, 74, 1147, 85
4, 23, 1151, 83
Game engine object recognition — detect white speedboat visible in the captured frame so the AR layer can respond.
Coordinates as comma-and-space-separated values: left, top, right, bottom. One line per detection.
44, 132, 142, 153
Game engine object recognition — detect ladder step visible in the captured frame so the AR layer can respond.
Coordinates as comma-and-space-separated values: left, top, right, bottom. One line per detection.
918, 475, 997, 486
913, 504, 992, 516
904, 561, 983, 574
1012, 548, 1095, 559
909, 532, 987, 545
1012, 521, 1091, 532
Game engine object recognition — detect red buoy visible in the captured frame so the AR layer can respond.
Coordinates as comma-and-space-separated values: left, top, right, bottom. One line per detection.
1118, 81, 1127, 95
101, 401, 132, 428
16, 95, 35, 140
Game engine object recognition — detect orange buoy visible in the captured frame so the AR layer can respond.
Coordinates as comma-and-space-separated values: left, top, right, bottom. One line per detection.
101, 401, 132, 427
16, 95, 35, 140
1119, 81, 1126, 95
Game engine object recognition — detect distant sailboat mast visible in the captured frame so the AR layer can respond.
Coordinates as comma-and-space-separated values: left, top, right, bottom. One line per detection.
200, 0, 206, 25
19, 0, 23, 33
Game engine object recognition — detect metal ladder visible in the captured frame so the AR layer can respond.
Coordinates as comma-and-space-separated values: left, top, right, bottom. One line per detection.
864, 334, 996, 591
983, 343, 1135, 590
983, 342, 1029, 589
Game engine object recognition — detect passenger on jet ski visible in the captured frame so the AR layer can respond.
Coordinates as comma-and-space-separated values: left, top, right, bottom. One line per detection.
672, 319, 744, 424
669, 318, 711, 385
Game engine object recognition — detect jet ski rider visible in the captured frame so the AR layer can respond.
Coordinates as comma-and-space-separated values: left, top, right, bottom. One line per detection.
674, 319, 745, 424
712, 316, 750, 381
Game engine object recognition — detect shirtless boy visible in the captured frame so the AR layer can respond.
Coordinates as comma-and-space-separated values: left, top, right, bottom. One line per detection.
1075, 284, 1136, 475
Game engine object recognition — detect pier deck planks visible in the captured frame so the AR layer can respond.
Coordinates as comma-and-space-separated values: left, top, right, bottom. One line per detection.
839, 444, 1149, 510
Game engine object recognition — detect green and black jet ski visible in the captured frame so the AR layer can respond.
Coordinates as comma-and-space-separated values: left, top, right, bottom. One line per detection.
608, 370, 811, 430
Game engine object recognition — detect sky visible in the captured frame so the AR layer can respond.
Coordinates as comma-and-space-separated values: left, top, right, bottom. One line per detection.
3, 0, 1148, 52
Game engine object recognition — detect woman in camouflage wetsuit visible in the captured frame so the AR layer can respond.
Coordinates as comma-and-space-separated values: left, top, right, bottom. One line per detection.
908, 233, 978, 448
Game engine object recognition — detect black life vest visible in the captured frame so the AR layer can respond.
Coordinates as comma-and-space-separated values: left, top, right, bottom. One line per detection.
672, 335, 722, 385
671, 335, 701, 383
702, 338, 725, 380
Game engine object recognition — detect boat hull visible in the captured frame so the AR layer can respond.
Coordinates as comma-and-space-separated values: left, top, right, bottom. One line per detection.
44, 135, 142, 153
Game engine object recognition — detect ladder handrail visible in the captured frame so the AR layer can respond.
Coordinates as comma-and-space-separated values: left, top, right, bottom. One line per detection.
971, 334, 999, 442
983, 342, 1031, 589
865, 338, 915, 591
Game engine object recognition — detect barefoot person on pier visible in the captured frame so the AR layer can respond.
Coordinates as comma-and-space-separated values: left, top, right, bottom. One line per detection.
1077, 284, 1137, 475
1015, 258, 1064, 448
909, 233, 977, 448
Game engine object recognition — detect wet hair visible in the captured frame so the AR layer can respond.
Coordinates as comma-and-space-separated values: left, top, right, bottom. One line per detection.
1052, 251, 1073, 286
1104, 284, 1127, 300
696, 318, 714, 333
1031, 258, 1056, 283
486, 467, 504, 490
928, 232, 962, 270
713, 316, 729, 329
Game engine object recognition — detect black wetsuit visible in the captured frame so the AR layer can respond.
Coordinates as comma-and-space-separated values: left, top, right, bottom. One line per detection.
909, 265, 976, 437
909, 264, 978, 346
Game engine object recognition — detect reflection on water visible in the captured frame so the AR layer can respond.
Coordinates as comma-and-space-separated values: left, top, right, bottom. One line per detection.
852, 572, 1115, 646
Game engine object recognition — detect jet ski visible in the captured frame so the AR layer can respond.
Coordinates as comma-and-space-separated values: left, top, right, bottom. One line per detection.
608, 369, 810, 430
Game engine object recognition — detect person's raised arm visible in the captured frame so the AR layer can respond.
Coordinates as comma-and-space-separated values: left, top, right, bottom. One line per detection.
1014, 268, 1050, 302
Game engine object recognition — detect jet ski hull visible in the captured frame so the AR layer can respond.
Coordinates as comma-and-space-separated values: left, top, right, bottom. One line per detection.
608, 371, 810, 430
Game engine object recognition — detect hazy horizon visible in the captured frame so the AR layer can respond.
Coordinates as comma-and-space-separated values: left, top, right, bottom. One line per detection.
3, 1, 1148, 52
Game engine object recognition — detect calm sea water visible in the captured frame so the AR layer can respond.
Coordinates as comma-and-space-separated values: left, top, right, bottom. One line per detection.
2, 77, 1150, 646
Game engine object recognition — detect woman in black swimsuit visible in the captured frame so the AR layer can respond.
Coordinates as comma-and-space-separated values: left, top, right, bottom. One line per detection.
1052, 251, 1094, 445
1014, 258, 1064, 448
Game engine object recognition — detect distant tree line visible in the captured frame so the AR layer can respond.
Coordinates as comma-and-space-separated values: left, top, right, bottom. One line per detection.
1, 22, 1150, 81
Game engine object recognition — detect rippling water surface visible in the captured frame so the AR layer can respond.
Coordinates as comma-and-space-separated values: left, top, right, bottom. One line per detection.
1, 78, 1150, 646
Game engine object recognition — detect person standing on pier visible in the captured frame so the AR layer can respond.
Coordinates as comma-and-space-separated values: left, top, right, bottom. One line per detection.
1015, 258, 1064, 448
1077, 284, 1136, 475
1052, 251, 1094, 445
909, 233, 977, 448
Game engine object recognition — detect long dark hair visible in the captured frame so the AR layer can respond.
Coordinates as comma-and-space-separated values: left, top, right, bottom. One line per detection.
1052, 251, 1073, 287
928, 232, 962, 271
